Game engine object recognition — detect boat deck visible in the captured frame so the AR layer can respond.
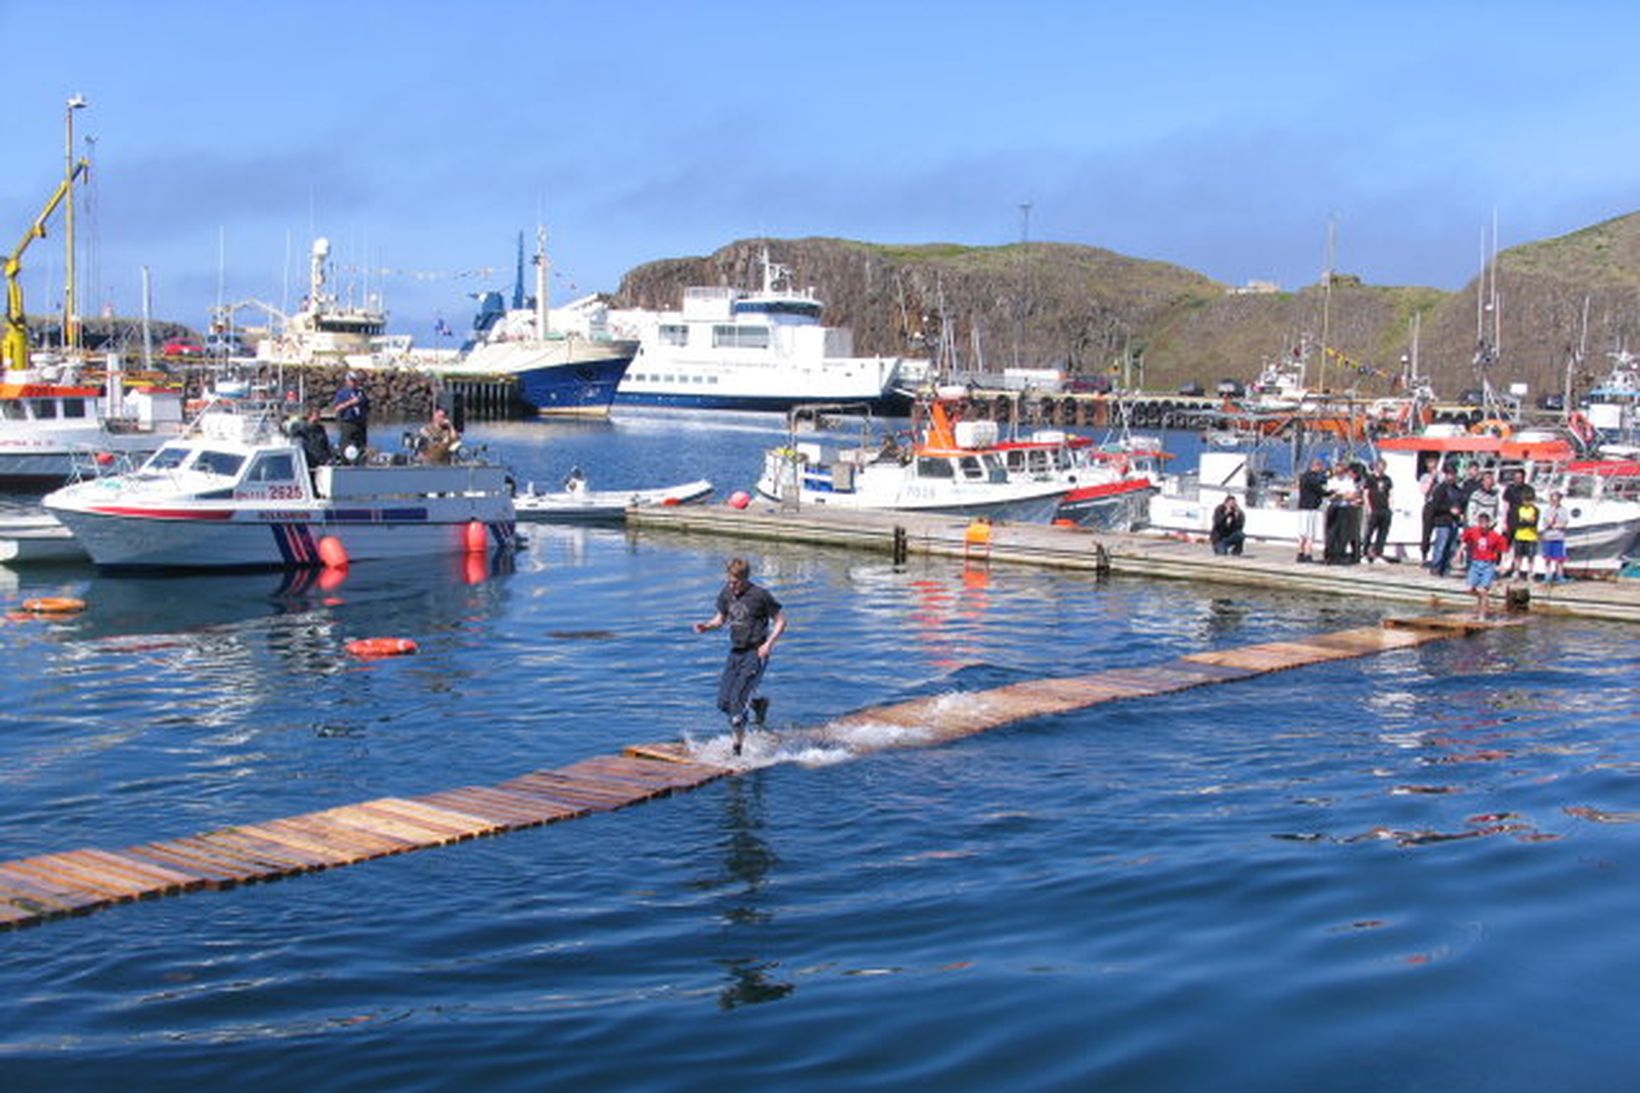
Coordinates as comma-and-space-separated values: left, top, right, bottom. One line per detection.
2, 614, 1510, 931
627, 502, 1640, 624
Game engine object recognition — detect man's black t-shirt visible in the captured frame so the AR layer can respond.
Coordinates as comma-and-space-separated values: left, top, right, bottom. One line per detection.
717, 582, 782, 652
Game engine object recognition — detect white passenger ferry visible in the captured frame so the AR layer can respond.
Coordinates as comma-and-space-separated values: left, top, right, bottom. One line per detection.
609, 250, 926, 413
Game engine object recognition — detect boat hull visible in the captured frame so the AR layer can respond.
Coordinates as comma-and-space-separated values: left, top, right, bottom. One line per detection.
614, 387, 912, 416
44, 505, 517, 569
514, 479, 714, 523
440, 339, 637, 417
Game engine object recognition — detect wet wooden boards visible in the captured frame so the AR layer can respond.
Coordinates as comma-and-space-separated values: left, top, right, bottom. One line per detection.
0, 615, 1480, 931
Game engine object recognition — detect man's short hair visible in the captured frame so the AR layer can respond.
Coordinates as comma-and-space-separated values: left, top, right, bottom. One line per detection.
726, 557, 750, 582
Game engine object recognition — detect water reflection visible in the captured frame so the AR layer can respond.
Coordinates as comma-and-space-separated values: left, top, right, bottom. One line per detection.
693, 776, 794, 1009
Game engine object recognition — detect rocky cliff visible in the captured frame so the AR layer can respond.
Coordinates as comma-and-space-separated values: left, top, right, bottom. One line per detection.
613, 213, 1640, 401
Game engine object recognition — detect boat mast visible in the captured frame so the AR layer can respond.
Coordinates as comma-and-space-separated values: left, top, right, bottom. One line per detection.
1318, 216, 1335, 394
63, 94, 88, 353
533, 224, 549, 340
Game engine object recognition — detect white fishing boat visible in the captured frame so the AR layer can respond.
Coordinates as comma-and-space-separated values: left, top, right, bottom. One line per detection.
513, 470, 714, 523
42, 400, 518, 569
252, 238, 412, 370
0, 365, 184, 488
609, 249, 925, 413
990, 428, 1160, 529
427, 229, 637, 417
755, 399, 1069, 522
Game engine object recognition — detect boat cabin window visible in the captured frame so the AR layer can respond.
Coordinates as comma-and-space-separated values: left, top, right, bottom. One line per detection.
32, 399, 57, 420
62, 398, 89, 419
658, 323, 688, 347
146, 445, 191, 471
193, 449, 247, 478
712, 324, 771, 350
979, 453, 1008, 483
243, 452, 298, 483
916, 456, 955, 479
0, 401, 24, 420
958, 454, 987, 482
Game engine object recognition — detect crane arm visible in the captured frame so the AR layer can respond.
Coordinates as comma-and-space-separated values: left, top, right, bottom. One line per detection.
4, 158, 89, 371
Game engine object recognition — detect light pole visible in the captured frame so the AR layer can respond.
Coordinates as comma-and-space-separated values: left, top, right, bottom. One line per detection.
64, 94, 88, 352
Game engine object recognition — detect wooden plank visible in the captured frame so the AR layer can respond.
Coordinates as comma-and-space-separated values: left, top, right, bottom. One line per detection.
272, 812, 418, 857
121, 844, 244, 889
319, 804, 474, 846
499, 771, 639, 804
415, 786, 561, 824
4, 855, 150, 902
0, 900, 39, 929
70, 848, 207, 895
552, 761, 675, 797
623, 742, 705, 765
166, 835, 301, 880
193, 830, 329, 872
350, 798, 497, 840
154, 835, 298, 880
250, 817, 404, 862
441, 784, 594, 822
0, 865, 100, 914
564, 755, 726, 791
488, 776, 627, 812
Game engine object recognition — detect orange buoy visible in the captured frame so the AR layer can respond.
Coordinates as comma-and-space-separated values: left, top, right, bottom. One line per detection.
318, 565, 350, 592
318, 535, 350, 570
345, 637, 419, 658
464, 520, 488, 553
20, 596, 86, 615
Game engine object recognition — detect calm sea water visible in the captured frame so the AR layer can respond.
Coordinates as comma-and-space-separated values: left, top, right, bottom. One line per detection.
2, 412, 1637, 1091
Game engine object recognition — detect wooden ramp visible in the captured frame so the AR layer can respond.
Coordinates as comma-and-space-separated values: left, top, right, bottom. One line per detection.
0, 614, 1486, 932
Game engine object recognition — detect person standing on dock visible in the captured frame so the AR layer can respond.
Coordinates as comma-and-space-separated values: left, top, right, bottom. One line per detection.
1426, 466, 1464, 576
694, 557, 787, 756
1296, 457, 1329, 563
1362, 459, 1394, 564
1459, 511, 1510, 619
1507, 486, 1540, 580
333, 372, 370, 464
1539, 489, 1570, 583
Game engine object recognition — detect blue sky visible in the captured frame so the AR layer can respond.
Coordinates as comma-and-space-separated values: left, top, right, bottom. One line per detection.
4, 0, 1639, 344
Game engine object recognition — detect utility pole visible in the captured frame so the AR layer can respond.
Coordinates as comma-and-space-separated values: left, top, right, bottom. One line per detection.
64, 94, 88, 352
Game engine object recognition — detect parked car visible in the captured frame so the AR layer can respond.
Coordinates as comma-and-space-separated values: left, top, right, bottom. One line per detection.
162, 337, 204, 358
1177, 381, 1205, 397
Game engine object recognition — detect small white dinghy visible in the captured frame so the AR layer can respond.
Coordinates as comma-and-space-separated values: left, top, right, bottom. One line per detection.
513, 469, 713, 523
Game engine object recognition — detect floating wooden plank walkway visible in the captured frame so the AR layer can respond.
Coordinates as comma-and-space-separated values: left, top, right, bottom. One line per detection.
0, 614, 1512, 932
627, 503, 1640, 624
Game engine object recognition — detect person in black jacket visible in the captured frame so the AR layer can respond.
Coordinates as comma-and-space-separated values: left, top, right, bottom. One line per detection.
1295, 457, 1329, 562
1210, 494, 1246, 555
1426, 465, 1465, 576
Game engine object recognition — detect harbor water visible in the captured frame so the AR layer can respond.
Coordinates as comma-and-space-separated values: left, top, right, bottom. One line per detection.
2, 412, 1637, 1091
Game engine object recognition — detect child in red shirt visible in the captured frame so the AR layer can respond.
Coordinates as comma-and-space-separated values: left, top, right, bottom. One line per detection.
1459, 511, 1510, 619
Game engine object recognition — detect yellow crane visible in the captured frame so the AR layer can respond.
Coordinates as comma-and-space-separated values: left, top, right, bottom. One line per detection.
3, 157, 89, 373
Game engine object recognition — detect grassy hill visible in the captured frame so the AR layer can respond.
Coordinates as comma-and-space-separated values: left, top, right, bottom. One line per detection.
613, 213, 1640, 400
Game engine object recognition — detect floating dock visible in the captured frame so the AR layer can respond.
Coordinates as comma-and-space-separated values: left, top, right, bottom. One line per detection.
627, 503, 1640, 624
1, 615, 1509, 932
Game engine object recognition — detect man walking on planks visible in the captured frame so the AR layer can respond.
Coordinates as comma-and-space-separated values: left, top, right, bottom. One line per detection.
694, 557, 787, 756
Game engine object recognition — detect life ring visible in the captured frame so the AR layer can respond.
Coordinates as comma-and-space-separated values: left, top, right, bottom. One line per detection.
1469, 418, 1513, 438
20, 596, 86, 615
345, 637, 419, 658
1568, 412, 1595, 444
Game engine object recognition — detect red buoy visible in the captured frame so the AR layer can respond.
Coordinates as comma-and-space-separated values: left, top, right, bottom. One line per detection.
727, 491, 751, 510
318, 536, 350, 570
464, 520, 488, 553
345, 637, 419, 658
